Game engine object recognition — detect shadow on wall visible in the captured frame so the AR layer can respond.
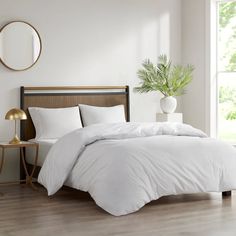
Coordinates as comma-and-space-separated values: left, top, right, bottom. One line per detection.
53, 0, 178, 84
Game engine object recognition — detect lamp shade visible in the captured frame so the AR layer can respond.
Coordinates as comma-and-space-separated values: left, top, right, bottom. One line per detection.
5, 108, 27, 120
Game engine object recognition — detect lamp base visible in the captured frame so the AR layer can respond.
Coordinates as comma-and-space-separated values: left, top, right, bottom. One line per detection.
9, 135, 21, 145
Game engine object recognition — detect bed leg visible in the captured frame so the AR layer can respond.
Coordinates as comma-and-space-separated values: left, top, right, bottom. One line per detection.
222, 191, 231, 197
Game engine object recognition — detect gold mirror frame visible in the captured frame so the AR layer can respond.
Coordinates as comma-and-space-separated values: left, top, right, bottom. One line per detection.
0, 21, 42, 71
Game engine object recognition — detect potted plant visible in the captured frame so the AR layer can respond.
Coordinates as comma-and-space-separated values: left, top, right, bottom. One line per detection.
134, 55, 194, 114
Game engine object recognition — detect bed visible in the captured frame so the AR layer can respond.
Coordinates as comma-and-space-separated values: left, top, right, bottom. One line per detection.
20, 86, 236, 216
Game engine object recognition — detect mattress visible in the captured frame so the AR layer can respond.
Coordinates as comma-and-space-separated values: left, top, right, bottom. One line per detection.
26, 139, 57, 166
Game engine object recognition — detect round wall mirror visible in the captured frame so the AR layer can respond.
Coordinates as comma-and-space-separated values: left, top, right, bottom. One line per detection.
0, 21, 42, 71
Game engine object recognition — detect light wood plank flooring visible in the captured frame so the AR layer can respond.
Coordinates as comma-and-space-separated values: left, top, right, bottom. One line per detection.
0, 185, 236, 236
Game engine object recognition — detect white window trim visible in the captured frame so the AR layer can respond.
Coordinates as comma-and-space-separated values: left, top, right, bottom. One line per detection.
205, 0, 217, 137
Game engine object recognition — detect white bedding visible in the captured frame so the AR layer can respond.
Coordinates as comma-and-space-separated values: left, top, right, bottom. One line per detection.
26, 139, 57, 166
38, 122, 236, 216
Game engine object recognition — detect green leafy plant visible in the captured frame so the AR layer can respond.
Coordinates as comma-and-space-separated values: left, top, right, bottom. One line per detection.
226, 110, 236, 120
219, 86, 236, 103
219, 2, 236, 71
134, 55, 194, 97
219, 86, 236, 121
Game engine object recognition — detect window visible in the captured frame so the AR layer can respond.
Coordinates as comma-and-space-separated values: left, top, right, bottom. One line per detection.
217, 0, 236, 143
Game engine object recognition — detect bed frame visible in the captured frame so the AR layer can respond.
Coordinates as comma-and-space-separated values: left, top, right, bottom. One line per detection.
20, 85, 130, 178
19, 85, 231, 197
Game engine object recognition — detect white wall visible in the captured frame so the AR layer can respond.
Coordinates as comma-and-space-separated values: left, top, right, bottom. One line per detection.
0, 0, 182, 181
182, 0, 207, 131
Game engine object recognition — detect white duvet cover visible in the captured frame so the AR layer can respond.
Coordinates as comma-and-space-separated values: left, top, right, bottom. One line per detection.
38, 122, 236, 216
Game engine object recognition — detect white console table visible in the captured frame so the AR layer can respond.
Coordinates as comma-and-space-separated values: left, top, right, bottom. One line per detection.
156, 113, 183, 123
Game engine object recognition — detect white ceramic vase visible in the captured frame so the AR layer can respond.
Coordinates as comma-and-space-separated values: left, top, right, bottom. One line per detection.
160, 96, 177, 114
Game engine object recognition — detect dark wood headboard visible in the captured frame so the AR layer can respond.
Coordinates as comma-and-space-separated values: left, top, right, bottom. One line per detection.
20, 86, 130, 141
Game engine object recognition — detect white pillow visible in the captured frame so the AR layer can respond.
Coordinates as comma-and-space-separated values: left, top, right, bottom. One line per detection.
79, 104, 126, 126
28, 107, 83, 140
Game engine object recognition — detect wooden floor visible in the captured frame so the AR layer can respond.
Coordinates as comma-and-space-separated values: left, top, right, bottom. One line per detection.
0, 185, 236, 236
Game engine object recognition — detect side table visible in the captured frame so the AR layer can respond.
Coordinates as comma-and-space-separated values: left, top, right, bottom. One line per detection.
156, 113, 183, 123
0, 141, 39, 190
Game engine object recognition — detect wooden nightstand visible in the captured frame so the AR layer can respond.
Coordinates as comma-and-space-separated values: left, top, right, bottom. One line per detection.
0, 141, 39, 189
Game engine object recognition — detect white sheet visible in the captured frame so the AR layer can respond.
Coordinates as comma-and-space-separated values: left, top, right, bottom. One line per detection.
26, 139, 57, 166
38, 122, 236, 216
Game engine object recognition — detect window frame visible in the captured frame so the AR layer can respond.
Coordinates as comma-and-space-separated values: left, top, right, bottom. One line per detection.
206, 0, 236, 144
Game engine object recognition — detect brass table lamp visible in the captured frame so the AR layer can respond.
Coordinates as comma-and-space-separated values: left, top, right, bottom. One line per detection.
5, 108, 27, 144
